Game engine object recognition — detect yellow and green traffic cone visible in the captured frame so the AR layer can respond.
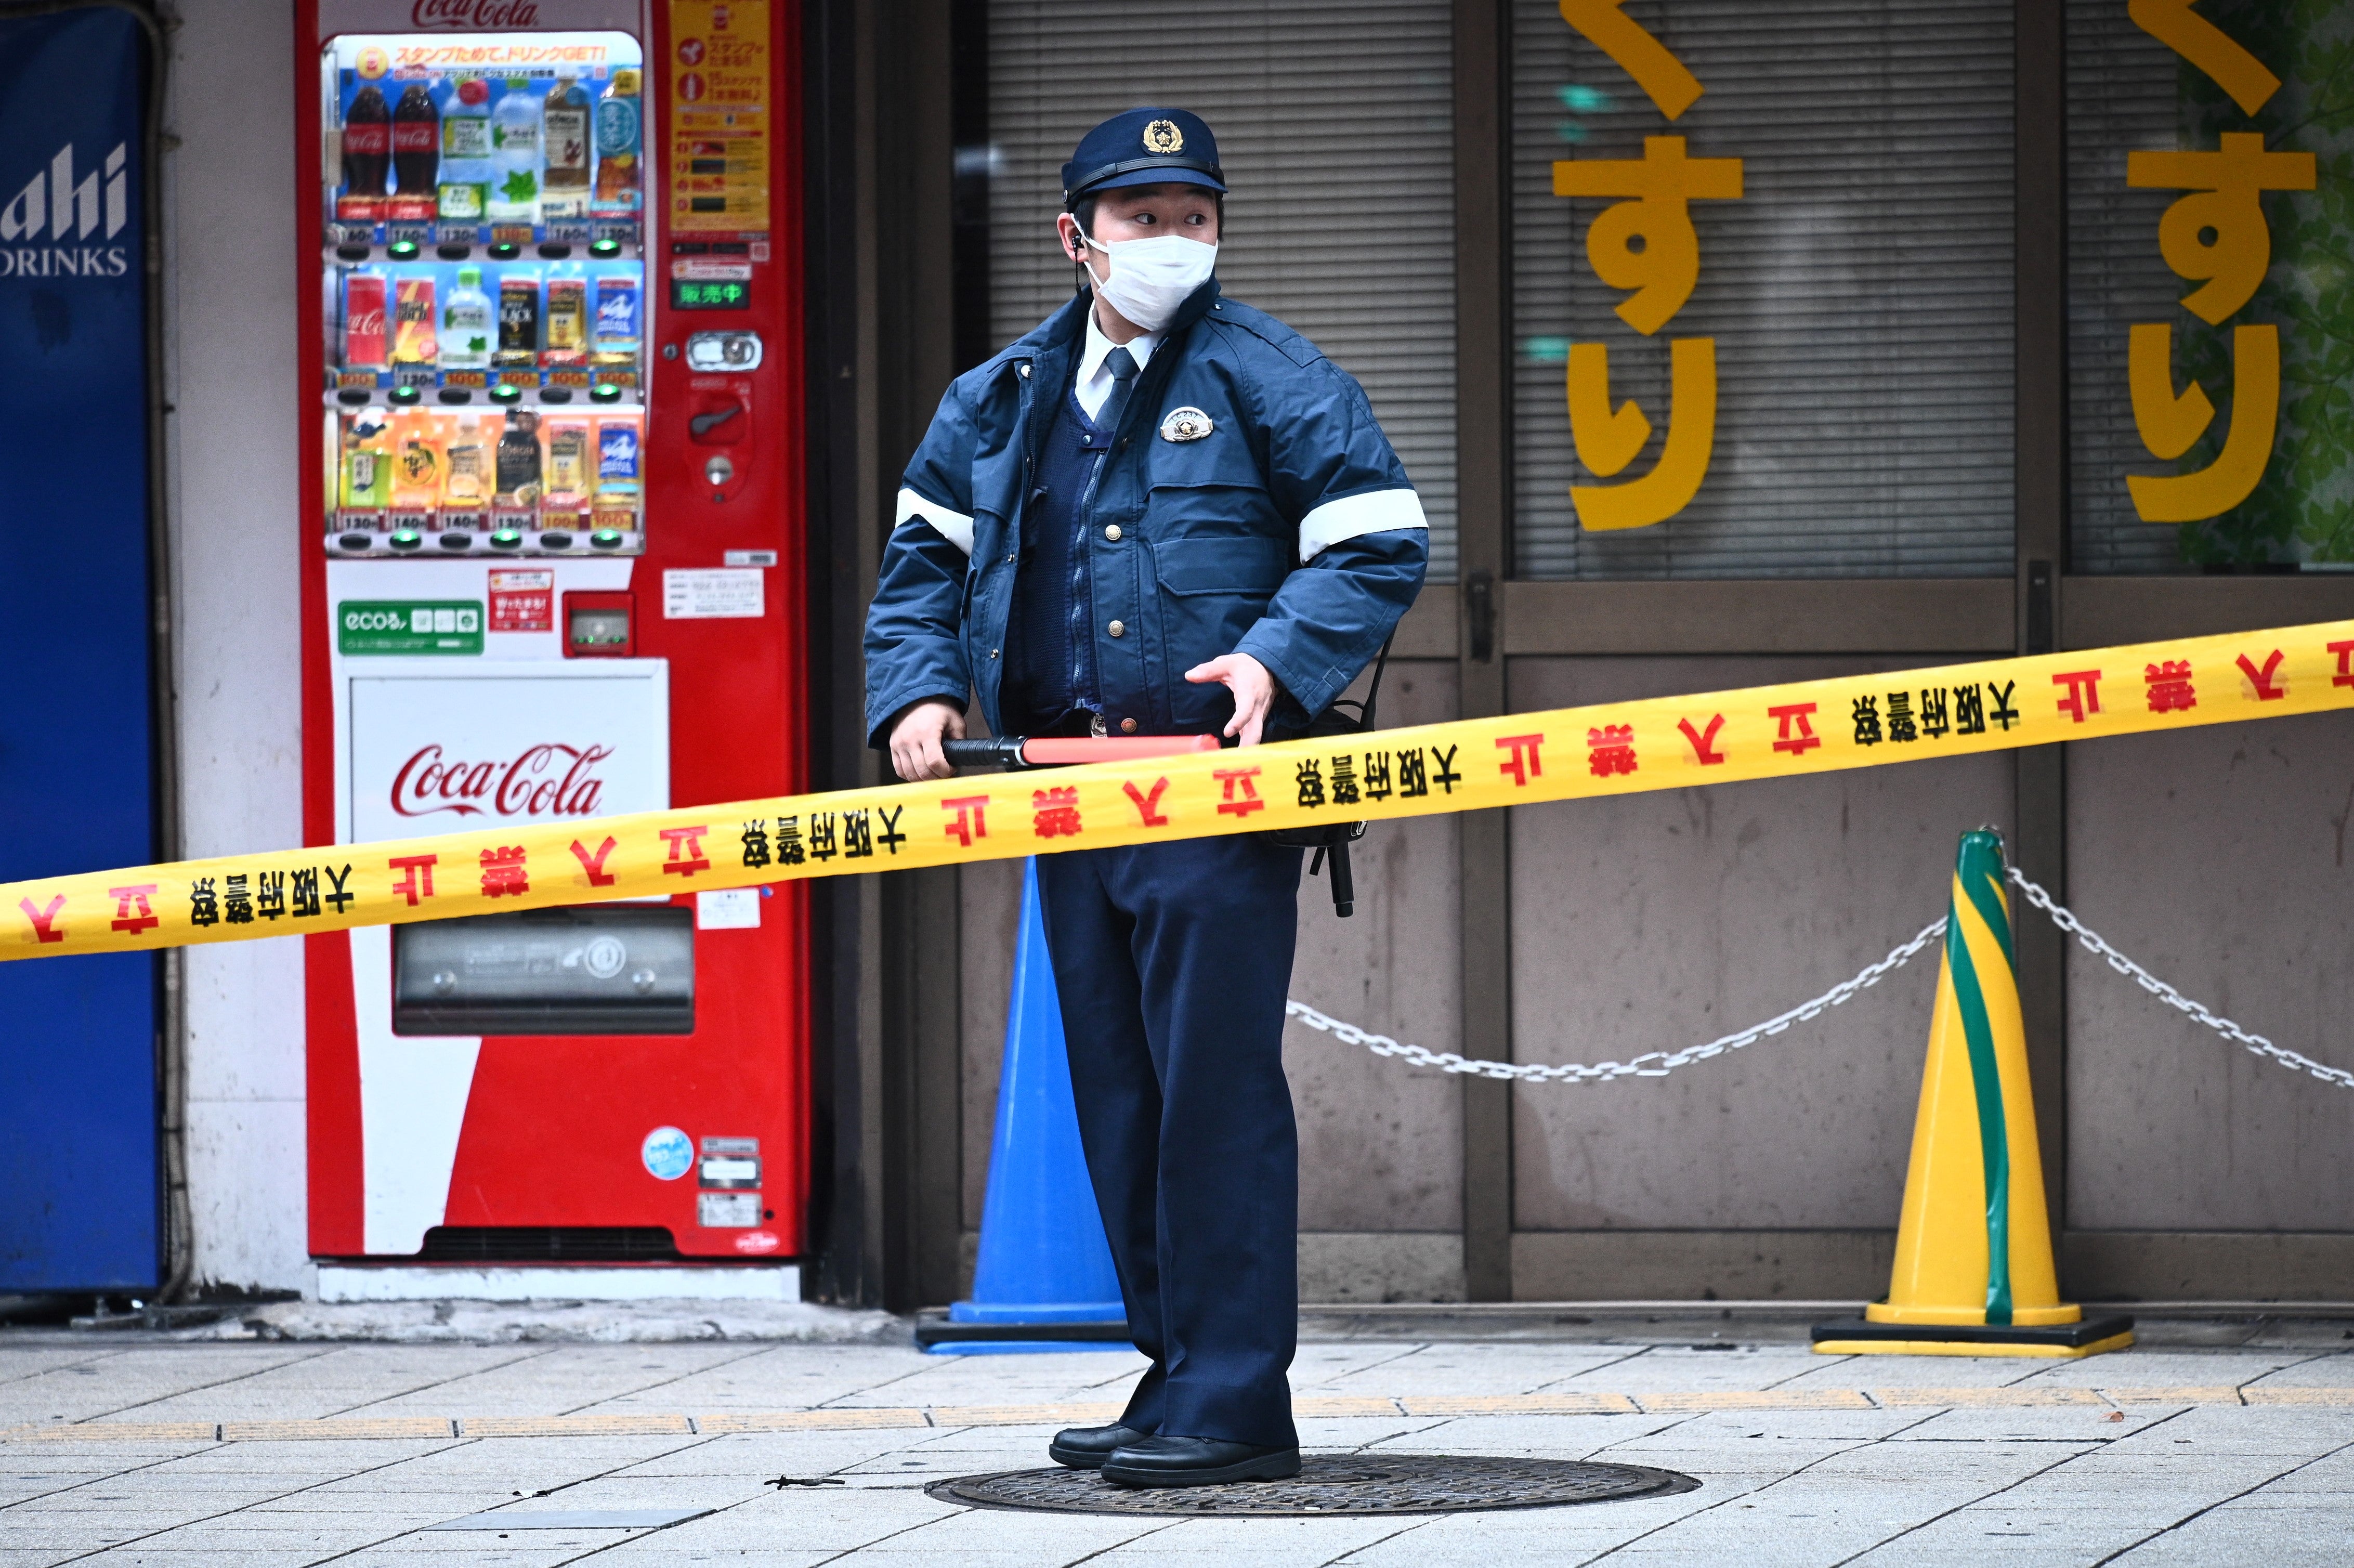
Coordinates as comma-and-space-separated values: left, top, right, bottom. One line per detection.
1812, 829, 2133, 1358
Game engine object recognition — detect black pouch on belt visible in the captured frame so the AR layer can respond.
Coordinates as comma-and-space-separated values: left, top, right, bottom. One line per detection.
1262, 635, 1392, 918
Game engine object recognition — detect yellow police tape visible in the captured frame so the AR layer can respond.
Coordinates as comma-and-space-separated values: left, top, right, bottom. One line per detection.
8, 621, 2353, 960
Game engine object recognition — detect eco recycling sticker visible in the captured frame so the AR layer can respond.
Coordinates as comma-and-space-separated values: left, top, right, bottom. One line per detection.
640, 1126, 694, 1181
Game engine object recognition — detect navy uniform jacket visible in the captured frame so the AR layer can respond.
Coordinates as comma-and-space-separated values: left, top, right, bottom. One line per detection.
863, 279, 1428, 747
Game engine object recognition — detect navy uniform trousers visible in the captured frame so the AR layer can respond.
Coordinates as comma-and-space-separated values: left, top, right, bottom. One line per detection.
1035, 834, 1305, 1451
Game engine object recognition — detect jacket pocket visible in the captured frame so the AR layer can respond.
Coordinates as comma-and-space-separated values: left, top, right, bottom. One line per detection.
1148, 535, 1291, 728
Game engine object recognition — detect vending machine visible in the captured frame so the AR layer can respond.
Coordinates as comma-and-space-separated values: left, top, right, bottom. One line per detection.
297, 0, 807, 1275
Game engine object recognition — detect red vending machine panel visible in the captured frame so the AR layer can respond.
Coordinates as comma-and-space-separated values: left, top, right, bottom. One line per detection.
297, 0, 807, 1267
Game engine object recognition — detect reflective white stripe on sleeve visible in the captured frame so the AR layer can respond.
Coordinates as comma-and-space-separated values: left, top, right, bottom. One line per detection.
1297, 488, 1428, 563
896, 486, 975, 556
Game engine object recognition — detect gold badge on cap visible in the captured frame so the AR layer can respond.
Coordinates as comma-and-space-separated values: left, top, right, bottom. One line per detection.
1159, 407, 1213, 442
1143, 119, 1184, 155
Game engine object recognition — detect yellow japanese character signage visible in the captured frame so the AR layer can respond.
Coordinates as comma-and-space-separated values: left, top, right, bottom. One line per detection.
1553, 0, 1739, 532
668, 0, 770, 233
2122, 1, 2312, 525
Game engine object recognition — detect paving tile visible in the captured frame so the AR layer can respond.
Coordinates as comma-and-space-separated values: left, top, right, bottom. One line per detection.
0, 1347, 331, 1428
122, 1345, 539, 1422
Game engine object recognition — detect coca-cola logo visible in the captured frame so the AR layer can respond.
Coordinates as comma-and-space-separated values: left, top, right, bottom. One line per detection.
348, 306, 385, 336
389, 742, 610, 819
411, 0, 542, 28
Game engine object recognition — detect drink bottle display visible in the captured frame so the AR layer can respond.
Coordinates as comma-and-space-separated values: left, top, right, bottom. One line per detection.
437, 79, 492, 222
592, 275, 641, 357
592, 411, 641, 530
388, 409, 444, 517
442, 411, 494, 517
389, 83, 439, 220
390, 276, 438, 367
592, 69, 642, 215
542, 415, 591, 518
338, 85, 390, 221
496, 272, 540, 365
489, 84, 541, 224
494, 408, 543, 508
544, 277, 587, 362
541, 77, 591, 219
340, 411, 391, 514
343, 272, 388, 370
441, 266, 493, 370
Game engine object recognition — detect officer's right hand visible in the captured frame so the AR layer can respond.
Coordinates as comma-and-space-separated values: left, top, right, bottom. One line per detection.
888, 699, 966, 781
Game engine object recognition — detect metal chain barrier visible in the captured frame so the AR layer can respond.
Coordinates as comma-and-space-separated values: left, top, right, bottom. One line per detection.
2003, 868, 2354, 1090
1290, 866, 2353, 1090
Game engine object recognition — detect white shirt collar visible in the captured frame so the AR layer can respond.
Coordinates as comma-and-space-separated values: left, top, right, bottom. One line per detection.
1073, 307, 1160, 420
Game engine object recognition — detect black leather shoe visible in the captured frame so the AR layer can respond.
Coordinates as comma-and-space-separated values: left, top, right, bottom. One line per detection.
1101, 1435, 1302, 1487
1048, 1423, 1150, 1470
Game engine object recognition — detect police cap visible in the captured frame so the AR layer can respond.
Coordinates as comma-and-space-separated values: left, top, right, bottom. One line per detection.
1062, 108, 1226, 206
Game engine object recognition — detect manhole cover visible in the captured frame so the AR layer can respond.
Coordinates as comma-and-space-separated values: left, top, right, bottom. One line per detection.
927, 1454, 1697, 1517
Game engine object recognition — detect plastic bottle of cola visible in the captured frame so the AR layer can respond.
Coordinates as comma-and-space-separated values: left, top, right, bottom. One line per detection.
390, 83, 439, 221
339, 85, 391, 221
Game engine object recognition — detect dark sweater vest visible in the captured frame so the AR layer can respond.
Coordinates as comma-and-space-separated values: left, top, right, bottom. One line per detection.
1002, 381, 1115, 734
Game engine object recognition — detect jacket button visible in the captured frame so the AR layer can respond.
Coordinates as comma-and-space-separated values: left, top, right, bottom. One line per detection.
1107, 620, 1125, 638
1104, 524, 1122, 542
988, 648, 998, 659
1120, 718, 1138, 734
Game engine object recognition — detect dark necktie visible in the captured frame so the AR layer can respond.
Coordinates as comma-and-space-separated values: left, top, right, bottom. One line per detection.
1099, 345, 1139, 435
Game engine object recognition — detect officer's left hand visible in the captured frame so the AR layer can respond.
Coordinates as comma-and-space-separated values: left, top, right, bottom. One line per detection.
1184, 652, 1277, 747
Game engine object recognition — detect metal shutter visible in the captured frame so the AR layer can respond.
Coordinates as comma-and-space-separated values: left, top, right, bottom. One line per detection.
1511, 0, 2016, 579
2063, 3, 2187, 574
986, 0, 1459, 581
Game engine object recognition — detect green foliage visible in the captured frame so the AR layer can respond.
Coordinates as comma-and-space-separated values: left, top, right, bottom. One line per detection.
2172, 0, 2354, 566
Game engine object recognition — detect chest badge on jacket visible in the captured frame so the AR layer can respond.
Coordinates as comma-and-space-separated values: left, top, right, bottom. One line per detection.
1159, 407, 1214, 442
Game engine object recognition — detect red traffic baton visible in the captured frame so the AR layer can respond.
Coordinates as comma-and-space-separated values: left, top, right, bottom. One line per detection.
942, 734, 1222, 770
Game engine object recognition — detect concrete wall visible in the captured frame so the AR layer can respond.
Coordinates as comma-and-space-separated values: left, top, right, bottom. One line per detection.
2065, 714, 2354, 1232
163, 0, 310, 1291
1502, 656, 2015, 1300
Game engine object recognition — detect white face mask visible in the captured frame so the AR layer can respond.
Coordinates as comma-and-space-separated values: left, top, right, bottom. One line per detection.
1081, 232, 1218, 332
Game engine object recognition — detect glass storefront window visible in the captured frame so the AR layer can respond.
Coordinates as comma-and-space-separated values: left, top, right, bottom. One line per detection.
2068, 1, 2353, 573
1511, 0, 2017, 579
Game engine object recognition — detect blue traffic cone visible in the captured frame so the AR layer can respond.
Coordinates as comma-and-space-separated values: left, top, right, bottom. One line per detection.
916, 859, 1130, 1354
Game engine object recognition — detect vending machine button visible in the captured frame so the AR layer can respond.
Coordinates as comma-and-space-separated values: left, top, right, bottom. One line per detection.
590, 383, 623, 404
490, 529, 524, 550
538, 242, 572, 260
437, 533, 474, 551
489, 384, 521, 404
337, 388, 370, 407
388, 385, 421, 406
388, 529, 424, 551
386, 240, 420, 260
436, 243, 471, 262
541, 386, 573, 404
540, 532, 574, 551
590, 529, 624, 550
704, 454, 735, 487
335, 242, 369, 263
488, 242, 520, 260
437, 388, 472, 404
337, 532, 377, 553
590, 238, 622, 258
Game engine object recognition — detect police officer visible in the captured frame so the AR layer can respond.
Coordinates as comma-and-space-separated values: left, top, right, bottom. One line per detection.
864, 108, 1426, 1487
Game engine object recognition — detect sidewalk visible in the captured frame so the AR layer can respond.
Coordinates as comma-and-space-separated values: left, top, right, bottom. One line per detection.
4, 1312, 2350, 1565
